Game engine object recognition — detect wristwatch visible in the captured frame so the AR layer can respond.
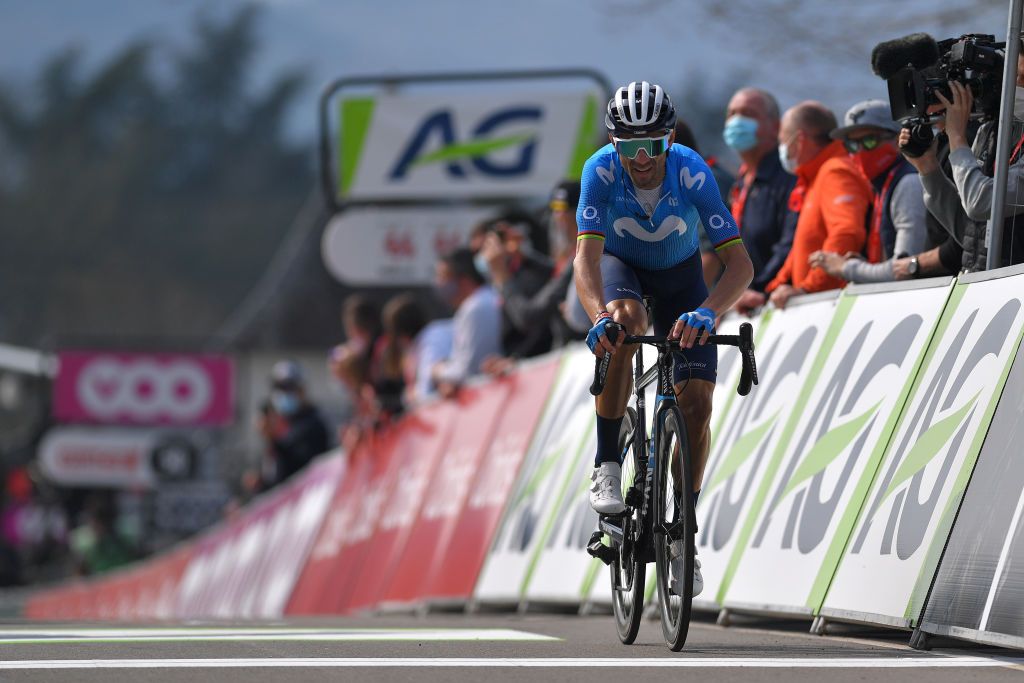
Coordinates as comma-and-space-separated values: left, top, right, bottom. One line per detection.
908, 256, 920, 278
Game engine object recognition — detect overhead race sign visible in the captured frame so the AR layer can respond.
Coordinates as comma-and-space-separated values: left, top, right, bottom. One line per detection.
821, 272, 1024, 628
336, 91, 599, 200
321, 207, 491, 286
721, 280, 952, 616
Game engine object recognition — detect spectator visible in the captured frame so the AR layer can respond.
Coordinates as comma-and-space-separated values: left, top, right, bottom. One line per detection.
809, 99, 929, 283
374, 293, 427, 413
720, 87, 800, 314
329, 296, 377, 390
408, 318, 453, 404
481, 181, 587, 369
69, 493, 134, 577
476, 218, 553, 358
673, 119, 737, 289
431, 247, 502, 398
255, 360, 330, 488
899, 49, 1024, 271
766, 101, 872, 308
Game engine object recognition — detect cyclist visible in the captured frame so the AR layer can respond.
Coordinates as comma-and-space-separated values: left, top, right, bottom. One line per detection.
575, 81, 754, 597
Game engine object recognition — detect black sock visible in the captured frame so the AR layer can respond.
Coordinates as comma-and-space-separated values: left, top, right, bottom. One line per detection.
594, 414, 624, 467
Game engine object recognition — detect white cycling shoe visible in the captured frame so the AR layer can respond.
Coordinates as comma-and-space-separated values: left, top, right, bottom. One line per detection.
670, 540, 703, 598
589, 462, 626, 515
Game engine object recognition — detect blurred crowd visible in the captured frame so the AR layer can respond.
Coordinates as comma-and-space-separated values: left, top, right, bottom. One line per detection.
242, 56, 1024, 504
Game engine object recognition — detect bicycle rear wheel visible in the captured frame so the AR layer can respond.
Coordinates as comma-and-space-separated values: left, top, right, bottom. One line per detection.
653, 405, 695, 651
610, 407, 644, 645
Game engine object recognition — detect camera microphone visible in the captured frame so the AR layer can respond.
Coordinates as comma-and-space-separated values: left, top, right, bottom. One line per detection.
871, 33, 941, 79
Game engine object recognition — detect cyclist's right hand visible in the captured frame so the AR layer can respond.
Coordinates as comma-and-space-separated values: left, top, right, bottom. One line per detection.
586, 312, 622, 357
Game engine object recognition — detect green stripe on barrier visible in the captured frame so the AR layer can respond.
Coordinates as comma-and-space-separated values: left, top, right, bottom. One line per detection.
518, 413, 596, 597
716, 295, 855, 604
806, 280, 958, 611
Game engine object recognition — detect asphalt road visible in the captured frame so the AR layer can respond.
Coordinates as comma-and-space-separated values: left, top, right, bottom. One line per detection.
1, 611, 1022, 682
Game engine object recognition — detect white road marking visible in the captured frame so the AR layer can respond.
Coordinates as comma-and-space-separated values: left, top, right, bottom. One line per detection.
0, 628, 559, 644
0, 657, 1011, 670
980, 485, 1024, 630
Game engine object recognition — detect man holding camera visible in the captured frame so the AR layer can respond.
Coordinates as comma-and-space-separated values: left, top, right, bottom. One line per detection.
899, 50, 1024, 271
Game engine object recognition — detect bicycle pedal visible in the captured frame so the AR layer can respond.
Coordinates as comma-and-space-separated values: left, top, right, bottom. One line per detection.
586, 531, 617, 566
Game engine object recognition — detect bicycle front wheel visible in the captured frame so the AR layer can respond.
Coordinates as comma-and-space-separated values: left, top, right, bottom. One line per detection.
653, 405, 695, 651
610, 407, 644, 645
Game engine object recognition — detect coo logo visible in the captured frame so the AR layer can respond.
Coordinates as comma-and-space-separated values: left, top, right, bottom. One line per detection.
77, 357, 213, 422
851, 300, 1021, 560
390, 107, 542, 180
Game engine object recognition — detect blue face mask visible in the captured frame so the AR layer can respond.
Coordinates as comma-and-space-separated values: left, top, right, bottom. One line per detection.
271, 390, 300, 416
723, 115, 759, 152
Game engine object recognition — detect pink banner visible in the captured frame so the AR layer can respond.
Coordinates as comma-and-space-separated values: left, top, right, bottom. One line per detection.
53, 351, 234, 426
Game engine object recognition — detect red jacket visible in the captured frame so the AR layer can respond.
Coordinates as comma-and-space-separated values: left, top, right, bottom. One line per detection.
767, 141, 871, 294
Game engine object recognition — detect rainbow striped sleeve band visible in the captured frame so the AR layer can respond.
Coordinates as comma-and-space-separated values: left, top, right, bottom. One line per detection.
577, 231, 605, 241
714, 237, 743, 252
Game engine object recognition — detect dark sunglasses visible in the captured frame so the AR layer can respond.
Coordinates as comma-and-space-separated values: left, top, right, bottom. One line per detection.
843, 134, 893, 154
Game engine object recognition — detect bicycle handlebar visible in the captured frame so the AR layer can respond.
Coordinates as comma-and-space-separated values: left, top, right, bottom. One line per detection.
590, 322, 759, 398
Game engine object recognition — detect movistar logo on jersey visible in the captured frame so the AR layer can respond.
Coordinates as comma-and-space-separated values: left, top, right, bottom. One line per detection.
389, 107, 542, 180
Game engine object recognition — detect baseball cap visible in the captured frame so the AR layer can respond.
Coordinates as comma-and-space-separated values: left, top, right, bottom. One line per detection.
549, 180, 581, 211
270, 359, 304, 389
831, 99, 901, 139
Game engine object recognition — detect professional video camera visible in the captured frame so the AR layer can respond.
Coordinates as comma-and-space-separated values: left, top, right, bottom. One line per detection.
871, 33, 1006, 156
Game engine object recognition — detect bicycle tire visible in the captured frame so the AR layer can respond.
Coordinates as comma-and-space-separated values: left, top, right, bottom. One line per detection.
653, 405, 695, 651
610, 407, 645, 645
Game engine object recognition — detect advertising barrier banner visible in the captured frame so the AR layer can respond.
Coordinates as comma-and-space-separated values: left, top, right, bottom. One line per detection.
821, 270, 1024, 628
919, 276, 1024, 648
53, 352, 233, 426
175, 454, 343, 619
380, 386, 507, 607
722, 280, 953, 615
473, 349, 592, 605
420, 358, 561, 604
285, 444, 373, 615
336, 91, 599, 200
695, 295, 836, 609
342, 402, 458, 613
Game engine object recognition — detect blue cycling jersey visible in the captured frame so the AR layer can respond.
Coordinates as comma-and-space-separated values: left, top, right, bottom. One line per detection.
576, 143, 742, 270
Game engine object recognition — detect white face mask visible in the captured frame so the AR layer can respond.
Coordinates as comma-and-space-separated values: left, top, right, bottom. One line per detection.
779, 140, 799, 175
1014, 85, 1024, 121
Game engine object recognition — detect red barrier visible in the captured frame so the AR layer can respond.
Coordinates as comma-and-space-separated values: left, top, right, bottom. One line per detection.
286, 440, 373, 615
420, 358, 560, 603
379, 383, 509, 607
341, 401, 458, 613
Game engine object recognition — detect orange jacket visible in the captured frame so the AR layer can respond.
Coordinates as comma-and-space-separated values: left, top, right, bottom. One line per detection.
766, 141, 871, 294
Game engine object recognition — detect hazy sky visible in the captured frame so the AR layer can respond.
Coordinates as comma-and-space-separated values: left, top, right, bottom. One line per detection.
0, 0, 1012, 146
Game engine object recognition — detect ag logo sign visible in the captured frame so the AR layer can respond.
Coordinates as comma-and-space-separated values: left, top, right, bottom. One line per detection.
389, 107, 541, 180
337, 91, 599, 200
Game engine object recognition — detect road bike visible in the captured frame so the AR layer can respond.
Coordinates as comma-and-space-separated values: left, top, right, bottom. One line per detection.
587, 319, 757, 650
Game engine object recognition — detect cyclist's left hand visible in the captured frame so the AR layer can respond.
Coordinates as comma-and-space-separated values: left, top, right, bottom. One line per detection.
671, 306, 716, 349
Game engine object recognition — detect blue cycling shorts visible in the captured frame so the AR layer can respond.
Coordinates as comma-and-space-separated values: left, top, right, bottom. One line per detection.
601, 251, 717, 384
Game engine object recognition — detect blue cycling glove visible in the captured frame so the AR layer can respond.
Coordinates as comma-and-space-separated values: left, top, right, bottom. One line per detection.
586, 312, 614, 353
677, 306, 717, 335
